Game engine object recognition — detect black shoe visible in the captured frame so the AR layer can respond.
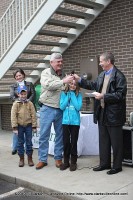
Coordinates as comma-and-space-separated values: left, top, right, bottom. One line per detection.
107, 168, 122, 175
60, 163, 70, 170
12, 150, 17, 155
70, 163, 77, 171
93, 165, 111, 171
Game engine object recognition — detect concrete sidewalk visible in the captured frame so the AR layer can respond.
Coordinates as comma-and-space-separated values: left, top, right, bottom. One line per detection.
0, 130, 133, 200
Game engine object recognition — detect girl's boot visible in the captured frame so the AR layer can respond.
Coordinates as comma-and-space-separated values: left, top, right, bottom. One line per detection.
70, 156, 77, 171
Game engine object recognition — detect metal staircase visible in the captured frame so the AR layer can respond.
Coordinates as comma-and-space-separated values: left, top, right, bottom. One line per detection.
0, 0, 113, 101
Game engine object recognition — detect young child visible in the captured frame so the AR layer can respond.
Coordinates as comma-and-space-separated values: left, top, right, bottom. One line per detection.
59, 79, 82, 171
11, 85, 37, 167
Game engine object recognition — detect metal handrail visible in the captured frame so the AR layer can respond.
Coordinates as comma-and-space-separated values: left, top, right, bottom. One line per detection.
0, 0, 47, 60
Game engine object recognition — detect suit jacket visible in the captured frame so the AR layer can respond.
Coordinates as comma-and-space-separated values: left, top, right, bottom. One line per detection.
79, 66, 127, 126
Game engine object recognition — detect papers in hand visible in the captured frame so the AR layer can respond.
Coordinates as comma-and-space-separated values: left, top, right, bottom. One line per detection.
85, 92, 99, 98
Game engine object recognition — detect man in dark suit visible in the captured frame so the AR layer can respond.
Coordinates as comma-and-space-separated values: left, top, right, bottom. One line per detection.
74, 52, 127, 175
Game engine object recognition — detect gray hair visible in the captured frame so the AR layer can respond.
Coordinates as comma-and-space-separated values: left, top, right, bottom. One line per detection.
50, 52, 62, 61
100, 52, 115, 65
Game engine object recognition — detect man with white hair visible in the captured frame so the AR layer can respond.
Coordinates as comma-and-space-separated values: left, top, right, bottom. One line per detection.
36, 52, 74, 169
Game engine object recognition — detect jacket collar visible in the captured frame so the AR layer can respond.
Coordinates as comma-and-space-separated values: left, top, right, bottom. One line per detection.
50, 66, 65, 79
108, 66, 117, 81
97, 66, 117, 92
14, 81, 30, 87
106, 66, 117, 92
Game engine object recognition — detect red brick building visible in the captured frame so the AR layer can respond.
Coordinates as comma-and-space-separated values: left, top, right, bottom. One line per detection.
0, 0, 133, 130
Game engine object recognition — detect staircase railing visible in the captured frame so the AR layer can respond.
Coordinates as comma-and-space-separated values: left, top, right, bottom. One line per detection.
0, 0, 47, 60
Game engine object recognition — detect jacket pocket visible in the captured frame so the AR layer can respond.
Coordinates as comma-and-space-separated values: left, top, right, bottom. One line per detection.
105, 104, 123, 125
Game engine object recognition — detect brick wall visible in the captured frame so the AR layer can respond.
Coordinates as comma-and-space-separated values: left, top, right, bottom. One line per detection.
0, 0, 12, 17
63, 0, 133, 123
1, 104, 12, 130
0, 0, 133, 129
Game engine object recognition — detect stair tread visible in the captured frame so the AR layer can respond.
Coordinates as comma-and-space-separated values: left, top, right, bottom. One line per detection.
56, 7, 94, 19
48, 19, 85, 29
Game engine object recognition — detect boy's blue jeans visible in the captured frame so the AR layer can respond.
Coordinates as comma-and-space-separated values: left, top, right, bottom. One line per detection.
38, 105, 63, 163
18, 124, 33, 156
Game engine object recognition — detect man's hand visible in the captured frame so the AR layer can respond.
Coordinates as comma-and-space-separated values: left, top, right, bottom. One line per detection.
92, 92, 104, 100
73, 74, 81, 82
63, 75, 74, 84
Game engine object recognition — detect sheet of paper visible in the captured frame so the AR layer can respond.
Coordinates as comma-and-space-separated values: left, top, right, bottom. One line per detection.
85, 92, 99, 97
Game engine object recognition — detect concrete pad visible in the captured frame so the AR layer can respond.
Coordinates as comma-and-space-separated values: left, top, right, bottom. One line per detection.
0, 130, 133, 200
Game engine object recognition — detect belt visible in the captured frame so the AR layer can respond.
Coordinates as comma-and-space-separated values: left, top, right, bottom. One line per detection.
18, 123, 32, 127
